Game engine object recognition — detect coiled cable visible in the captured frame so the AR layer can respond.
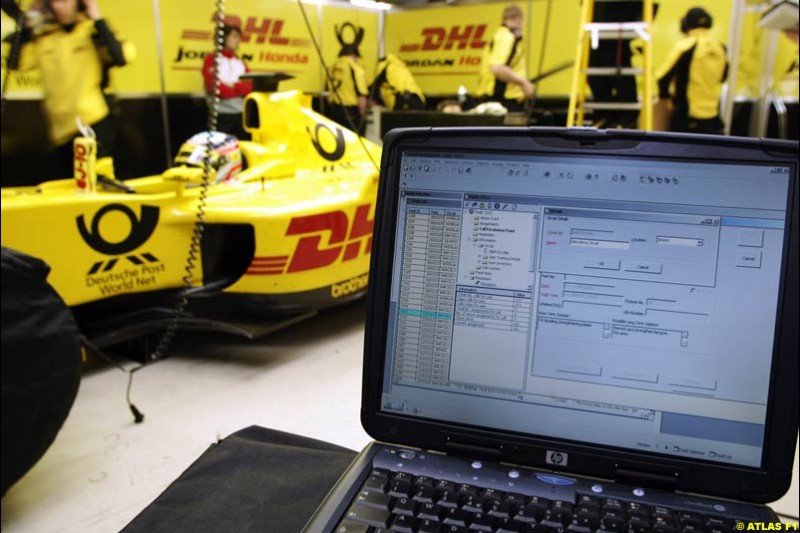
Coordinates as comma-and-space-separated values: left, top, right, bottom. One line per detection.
124, 0, 226, 423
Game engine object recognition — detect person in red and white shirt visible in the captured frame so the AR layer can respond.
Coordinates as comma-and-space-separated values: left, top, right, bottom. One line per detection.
202, 24, 252, 139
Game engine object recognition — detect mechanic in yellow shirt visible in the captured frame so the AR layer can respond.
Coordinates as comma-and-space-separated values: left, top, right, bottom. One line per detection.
327, 45, 368, 134
656, 7, 727, 134
3, 0, 135, 178
372, 54, 425, 111
478, 4, 534, 111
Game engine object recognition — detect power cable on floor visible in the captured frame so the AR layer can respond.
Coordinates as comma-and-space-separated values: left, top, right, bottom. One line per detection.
776, 512, 800, 522
80, 335, 146, 423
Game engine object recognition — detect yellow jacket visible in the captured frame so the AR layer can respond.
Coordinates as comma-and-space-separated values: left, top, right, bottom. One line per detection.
327, 55, 368, 107
479, 25, 526, 102
373, 54, 425, 110
656, 28, 727, 120
16, 17, 135, 146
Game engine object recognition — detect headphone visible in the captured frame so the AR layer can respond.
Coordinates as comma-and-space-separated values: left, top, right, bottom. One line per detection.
680, 8, 712, 34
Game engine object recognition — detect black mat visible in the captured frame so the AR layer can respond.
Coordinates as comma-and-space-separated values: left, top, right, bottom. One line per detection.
120, 426, 357, 533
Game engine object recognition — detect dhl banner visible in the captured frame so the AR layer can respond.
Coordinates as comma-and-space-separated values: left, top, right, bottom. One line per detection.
384, 2, 529, 96
0, 0, 377, 96
163, 0, 377, 94
161, 0, 322, 93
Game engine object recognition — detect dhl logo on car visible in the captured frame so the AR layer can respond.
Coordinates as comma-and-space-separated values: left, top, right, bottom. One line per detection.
246, 204, 373, 276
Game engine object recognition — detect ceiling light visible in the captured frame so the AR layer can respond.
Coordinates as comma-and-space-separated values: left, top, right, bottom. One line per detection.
350, 0, 393, 11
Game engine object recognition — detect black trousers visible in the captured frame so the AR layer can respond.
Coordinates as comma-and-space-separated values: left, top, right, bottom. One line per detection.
671, 112, 724, 135
394, 92, 425, 111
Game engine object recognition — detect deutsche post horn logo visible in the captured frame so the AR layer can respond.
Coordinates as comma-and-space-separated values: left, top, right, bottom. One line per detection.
77, 204, 160, 255
307, 123, 345, 162
335, 22, 364, 55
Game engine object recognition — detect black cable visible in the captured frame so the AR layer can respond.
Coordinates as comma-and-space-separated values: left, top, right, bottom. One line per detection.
80, 335, 146, 423
147, 1, 222, 365
125, 366, 146, 423
526, 0, 553, 121
535, 0, 553, 82
128, 0, 225, 423
296, 0, 380, 173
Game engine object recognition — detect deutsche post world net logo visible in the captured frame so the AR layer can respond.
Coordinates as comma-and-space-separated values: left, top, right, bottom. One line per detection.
77, 204, 165, 296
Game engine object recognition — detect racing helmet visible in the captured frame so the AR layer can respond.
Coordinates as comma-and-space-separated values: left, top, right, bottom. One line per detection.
172, 131, 243, 184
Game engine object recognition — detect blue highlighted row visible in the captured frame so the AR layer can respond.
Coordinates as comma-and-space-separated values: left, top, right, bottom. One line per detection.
720, 217, 784, 229
399, 308, 453, 320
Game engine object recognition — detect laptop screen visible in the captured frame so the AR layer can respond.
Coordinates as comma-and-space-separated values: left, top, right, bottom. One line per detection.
379, 149, 792, 469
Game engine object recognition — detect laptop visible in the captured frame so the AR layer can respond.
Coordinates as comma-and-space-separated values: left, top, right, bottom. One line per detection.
305, 128, 799, 533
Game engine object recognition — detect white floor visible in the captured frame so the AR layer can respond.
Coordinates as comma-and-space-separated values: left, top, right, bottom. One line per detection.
1, 301, 373, 533
1, 300, 798, 532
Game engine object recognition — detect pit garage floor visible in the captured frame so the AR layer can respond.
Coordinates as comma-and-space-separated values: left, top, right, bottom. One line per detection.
1, 299, 798, 532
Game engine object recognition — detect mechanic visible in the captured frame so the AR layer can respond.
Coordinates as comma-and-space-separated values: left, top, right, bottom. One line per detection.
2, 0, 134, 179
371, 54, 426, 111
326, 44, 368, 134
202, 24, 252, 140
477, 4, 534, 112
656, 6, 728, 134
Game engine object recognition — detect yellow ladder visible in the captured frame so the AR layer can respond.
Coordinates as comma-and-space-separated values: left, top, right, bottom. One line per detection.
567, 0, 655, 130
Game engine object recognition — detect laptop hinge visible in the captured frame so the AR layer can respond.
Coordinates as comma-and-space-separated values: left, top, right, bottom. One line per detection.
615, 468, 678, 492
444, 440, 502, 461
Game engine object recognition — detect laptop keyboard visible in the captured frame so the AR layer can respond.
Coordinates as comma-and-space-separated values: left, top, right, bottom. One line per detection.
335, 468, 743, 533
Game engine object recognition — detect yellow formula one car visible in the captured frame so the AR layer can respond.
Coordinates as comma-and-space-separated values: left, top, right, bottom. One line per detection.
1, 75, 381, 346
